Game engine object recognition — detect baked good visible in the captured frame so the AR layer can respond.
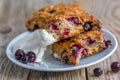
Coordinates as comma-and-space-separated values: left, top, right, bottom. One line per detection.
26, 3, 100, 41
52, 30, 107, 65
26, 3, 107, 65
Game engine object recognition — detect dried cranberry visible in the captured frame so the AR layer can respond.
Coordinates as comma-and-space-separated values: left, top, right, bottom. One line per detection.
105, 40, 112, 47
61, 29, 69, 36
81, 48, 88, 57
77, 44, 84, 49
87, 39, 96, 46
83, 22, 93, 31
111, 62, 120, 73
15, 49, 25, 60
49, 22, 59, 31
65, 17, 81, 25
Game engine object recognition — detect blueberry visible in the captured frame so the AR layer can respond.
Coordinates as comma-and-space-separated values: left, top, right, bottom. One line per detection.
33, 24, 39, 30
105, 40, 112, 47
49, 9, 56, 13
63, 56, 69, 64
72, 47, 79, 55
94, 68, 103, 77
26, 51, 36, 63
15, 49, 25, 60
83, 22, 93, 31
20, 55, 28, 64
111, 62, 120, 73
77, 43, 84, 49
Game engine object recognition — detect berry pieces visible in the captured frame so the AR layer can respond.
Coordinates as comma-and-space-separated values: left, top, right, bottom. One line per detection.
87, 39, 96, 46
72, 47, 79, 55
49, 9, 56, 13
83, 22, 93, 31
61, 29, 69, 37
111, 62, 120, 73
15, 49, 25, 60
49, 22, 59, 31
63, 56, 69, 64
81, 48, 88, 57
65, 17, 81, 25
15, 49, 36, 64
94, 68, 103, 77
105, 40, 112, 47
26, 51, 36, 63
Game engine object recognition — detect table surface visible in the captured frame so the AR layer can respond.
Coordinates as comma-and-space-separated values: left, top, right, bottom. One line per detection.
0, 0, 120, 80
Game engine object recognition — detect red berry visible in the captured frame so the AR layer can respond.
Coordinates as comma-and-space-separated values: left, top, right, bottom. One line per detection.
61, 29, 69, 36
49, 22, 59, 31
77, 43, 84, 49
65, 17, 81, 25
111, 62, 120, 73
87, 39, 96, 46
81, 48, 88, 57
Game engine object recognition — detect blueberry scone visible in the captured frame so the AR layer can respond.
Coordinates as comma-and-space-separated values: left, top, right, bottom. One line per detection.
26, 3, 100, 41
52, 30, 107, 65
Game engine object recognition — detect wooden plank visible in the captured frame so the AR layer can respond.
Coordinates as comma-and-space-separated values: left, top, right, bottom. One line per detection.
0, 0, 87, 80
76, 0, 120, 80
28, 69, 86, 80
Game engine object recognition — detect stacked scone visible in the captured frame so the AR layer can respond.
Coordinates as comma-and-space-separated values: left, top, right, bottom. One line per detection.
26, 3, 108, 65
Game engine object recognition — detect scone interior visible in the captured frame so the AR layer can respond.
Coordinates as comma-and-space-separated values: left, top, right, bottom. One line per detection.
52, 30, 107, 65
26, 3, 100, 41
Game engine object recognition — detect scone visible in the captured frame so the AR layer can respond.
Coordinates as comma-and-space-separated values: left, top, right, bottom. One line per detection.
52, 30, 107, 65
26, 3, 100, 41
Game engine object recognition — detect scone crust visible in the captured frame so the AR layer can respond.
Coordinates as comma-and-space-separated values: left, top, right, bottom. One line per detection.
52, 30, 106, 65
26, 3, 100, 40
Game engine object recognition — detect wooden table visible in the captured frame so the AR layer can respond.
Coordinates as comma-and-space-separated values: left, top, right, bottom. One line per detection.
0, 0, 120, 80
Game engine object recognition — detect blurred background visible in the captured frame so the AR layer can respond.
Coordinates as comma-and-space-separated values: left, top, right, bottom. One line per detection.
0, 0, 108, 34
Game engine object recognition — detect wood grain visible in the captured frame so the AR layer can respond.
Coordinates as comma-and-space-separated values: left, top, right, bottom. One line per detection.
0, 0, 120, 80
77, 0, 120, 80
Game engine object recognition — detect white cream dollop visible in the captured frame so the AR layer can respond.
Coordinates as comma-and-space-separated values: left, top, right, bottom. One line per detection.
53, 53, 59, 59
13, 29, 57, 63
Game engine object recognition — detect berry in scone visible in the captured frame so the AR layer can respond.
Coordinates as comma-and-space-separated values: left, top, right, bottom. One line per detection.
52, 30, 107, 65
26, 3, 100, 41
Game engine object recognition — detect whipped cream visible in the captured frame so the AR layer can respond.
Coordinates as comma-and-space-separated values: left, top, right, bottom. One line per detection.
13, 29, 57, 64
53, 53, 59, 59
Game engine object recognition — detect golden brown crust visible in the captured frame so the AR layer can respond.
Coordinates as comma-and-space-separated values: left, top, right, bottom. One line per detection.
26, 3, 100, 40
52, 30, 106, 65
